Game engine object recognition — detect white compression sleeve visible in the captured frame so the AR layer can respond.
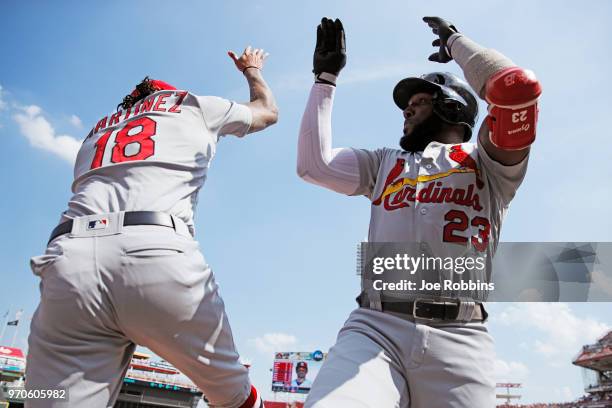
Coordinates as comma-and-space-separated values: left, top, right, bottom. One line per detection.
297, 83, 361, 195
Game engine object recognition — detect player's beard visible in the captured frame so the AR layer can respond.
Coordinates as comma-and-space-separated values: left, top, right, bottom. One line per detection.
399, 114, 445, 152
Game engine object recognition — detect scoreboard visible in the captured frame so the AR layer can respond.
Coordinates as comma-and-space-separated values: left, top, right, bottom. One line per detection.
271, 351, 326, 394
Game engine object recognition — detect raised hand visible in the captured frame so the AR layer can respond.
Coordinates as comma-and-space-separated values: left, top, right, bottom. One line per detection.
422, 16, 459, 63
313, 17, 346, 76
228, 46, 269, 73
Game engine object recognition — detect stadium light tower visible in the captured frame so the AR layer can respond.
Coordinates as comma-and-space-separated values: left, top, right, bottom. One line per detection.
495, 383, 522, 405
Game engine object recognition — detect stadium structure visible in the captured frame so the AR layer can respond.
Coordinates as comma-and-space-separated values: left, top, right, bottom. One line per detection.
497, 383, 523, 404
497, 330, 612, 408
0, 347, 203, 407
571, 331, 612, 407
2, 331, 611, 407
263, 403, 304, 408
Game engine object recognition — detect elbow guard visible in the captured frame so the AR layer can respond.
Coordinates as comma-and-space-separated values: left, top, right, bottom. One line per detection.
485, 67, 542, 150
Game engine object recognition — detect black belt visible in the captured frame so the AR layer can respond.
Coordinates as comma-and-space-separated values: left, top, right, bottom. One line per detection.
358, 293, 487, 322
48, 211, 175, 244
384, 300, 486, 321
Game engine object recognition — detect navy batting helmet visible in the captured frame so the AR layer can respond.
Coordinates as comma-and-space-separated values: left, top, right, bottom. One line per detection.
393, 72, 478, 140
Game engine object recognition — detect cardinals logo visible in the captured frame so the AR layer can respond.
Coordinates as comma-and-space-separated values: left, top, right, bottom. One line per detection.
372, 156, 483, 212
448, 145, 484, 189
372, 159, 407, 207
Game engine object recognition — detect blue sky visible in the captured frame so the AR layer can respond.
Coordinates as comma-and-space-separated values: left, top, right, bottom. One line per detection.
1, 0, 611, 404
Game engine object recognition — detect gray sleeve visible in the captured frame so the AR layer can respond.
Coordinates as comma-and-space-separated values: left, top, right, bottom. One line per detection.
352, 148, 384, 198
197, 95, 253, 138
477, 142, 529, 206
448, 33, 516, 98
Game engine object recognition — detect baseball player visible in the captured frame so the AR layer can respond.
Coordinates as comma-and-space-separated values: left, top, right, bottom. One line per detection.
297, 17, 541, 407
26, 46, 278, 408
290, 362, 312, 389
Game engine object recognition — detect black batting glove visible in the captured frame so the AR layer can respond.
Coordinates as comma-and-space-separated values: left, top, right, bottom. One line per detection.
422, 16, 459, 63
313, 17, 346, 82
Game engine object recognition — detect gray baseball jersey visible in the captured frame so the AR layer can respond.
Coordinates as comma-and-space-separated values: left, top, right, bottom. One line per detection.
63, 91, 251, 232
354, 143, 528, 302
353, 142, 527, 246
26, 89, 261, 408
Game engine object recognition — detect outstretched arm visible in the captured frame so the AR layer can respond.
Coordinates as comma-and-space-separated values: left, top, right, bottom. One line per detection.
228, 46, 279, 133
297, 18, 362, 195
423, 17, 542, 166
298, 83, 360, 195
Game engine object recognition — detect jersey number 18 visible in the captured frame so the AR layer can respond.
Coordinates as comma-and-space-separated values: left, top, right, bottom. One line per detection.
90, 117, 157, 169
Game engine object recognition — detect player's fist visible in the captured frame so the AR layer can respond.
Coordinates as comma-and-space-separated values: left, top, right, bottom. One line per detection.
228, 46, 269, 74
422, 16, 459, 63
313, 17, 346, 76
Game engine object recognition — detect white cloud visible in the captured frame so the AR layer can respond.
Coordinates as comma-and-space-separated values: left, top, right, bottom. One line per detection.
0, 85, 6, 111
549, 386, 576, 402
13, 105, 81, 164
249, 332, 297, 354
69, 114, 83, 129
495, 303, 609, 364
0, 85, 6, 128
493, 358, 529, 382
560, 386, 574, 401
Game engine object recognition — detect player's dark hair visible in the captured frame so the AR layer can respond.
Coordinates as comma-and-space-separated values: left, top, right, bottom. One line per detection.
117, 76, 157, 111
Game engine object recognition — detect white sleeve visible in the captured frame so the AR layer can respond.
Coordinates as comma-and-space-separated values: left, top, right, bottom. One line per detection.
196, 95, 252, 138
297, 83, 361, 195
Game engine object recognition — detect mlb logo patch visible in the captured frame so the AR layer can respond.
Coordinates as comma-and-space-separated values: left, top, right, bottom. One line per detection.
87, 218, 108, 230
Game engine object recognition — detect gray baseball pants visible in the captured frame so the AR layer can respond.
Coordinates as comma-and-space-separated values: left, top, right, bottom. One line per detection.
305, 307, 495, 408
26, 212, 251, 408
